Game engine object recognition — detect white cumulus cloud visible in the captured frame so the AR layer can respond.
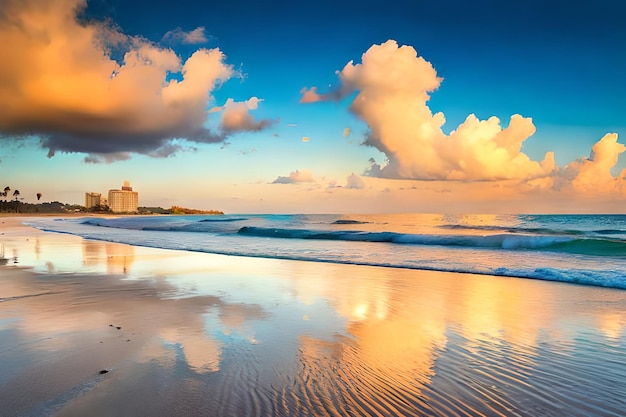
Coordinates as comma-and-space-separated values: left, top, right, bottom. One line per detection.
301, 39, 626, 198
303, 40, 551, 181
557, 133, 626, 195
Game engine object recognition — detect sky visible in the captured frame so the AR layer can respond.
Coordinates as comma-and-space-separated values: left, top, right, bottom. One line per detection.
1, 0, 625, 213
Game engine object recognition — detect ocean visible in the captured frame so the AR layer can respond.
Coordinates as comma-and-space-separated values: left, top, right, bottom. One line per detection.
26, 213, 626, 290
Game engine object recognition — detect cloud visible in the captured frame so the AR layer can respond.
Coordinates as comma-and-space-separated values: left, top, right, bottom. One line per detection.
302, 39, 626, 197
300, 87, 324, 103
303, 40, 551, 181
0, 0, 256, 161
346, 173, 365, 189
272, 169, 315, 184
239, 147, 257, 155
162, 27, 209, 44
219, 97, 274, 132
299, 86, 350, 104
84, 152, 132, 164
326, 180, 340, 189
557, 133, 626, 195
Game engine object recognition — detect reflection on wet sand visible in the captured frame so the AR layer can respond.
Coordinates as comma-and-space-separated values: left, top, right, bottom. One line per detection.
1, 234, 625, 416
283, 261, 626, 416
82, 240, 102, 267
83, 241, 135, 274
286, 261, 447, 415
0, 250, 272, 415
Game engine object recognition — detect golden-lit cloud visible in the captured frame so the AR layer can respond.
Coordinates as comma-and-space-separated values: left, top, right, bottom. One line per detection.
219, 97, 274, 132
299, 84, 350, 104
560, 133, 626, 195
300, 39, 626, 201
0, 0, 266, 162
517, 133, 626, 198
303, 40, 551, 181
272, 169, 315, 184
299, 87, 324, 103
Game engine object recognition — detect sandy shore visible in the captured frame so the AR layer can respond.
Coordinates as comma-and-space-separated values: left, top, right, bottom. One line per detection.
1, 217, 625, 416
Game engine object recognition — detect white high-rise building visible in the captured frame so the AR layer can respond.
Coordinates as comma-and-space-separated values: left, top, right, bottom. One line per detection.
108, 181, 138, 213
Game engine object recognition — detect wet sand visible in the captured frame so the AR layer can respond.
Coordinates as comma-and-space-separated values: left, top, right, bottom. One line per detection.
1, 217, 625, 416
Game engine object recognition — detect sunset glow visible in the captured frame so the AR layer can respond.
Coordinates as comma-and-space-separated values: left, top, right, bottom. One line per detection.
0, 0, 624, 213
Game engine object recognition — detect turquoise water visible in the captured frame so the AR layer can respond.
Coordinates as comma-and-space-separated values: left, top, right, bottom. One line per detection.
27, 213, 626, 289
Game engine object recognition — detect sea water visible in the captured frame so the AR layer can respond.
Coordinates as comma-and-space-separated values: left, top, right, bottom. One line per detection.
25, 213, 626, 289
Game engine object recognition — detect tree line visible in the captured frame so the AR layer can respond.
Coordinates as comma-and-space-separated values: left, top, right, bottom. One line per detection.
1, 185, 223, 215
1, 185, 70, 213
1, 186, 24, 213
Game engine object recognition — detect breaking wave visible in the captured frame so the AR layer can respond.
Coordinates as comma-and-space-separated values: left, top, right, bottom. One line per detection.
23, 214, 626, 290
237, 226, 625, 257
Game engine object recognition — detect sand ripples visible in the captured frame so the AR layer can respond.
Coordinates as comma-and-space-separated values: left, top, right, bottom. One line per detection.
194, 331, 625, 417
4, 236, 625, 417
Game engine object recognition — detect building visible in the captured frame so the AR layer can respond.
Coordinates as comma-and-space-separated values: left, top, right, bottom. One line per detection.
107, 181, 139, 213
85, 192, 101, 209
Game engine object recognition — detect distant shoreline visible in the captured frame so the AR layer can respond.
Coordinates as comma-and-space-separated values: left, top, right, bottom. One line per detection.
0, 212, 120, 218
0, 212, 222, 218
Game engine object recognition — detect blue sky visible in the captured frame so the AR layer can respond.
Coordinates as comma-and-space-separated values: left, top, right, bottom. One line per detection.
1, 0, 625, 213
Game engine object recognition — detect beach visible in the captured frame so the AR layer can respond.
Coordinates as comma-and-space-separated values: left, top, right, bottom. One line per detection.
1, 216, 625, 417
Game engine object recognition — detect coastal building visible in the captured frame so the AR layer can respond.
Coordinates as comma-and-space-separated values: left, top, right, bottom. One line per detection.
85, 192, 101, 209
107, 181, 139, 213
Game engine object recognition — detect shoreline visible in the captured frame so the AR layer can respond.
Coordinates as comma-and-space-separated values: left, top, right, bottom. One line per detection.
10, 214, 626, 292
2, 216, 625, 416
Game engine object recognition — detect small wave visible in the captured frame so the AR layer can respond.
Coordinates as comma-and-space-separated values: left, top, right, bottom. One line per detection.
593, 229, 626, 235
80, 217, 242, 232
198, 217, 247, 223
332, 219, 371, 225
438, 224, 586, 236
81, 218, 115, 228
237, 226, 626, 257
81, 218, 163, 231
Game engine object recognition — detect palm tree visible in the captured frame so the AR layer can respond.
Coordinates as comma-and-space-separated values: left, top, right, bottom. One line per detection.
10, 189, 20, 213
1, 187, 9, 209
